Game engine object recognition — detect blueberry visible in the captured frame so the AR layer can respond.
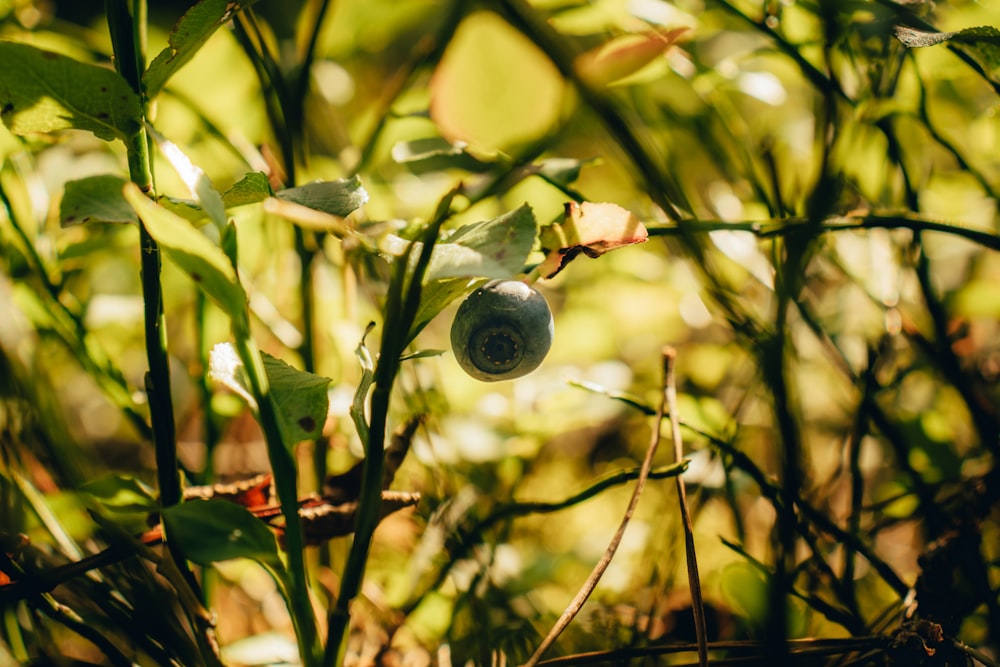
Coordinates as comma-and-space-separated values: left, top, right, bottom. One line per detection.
450, 280, 554, 381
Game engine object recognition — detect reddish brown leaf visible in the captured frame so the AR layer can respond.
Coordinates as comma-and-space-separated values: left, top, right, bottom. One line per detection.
538, 202, 649, 279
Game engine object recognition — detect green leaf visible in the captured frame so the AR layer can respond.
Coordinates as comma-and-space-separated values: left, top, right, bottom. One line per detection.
408, 277, 475, 344
719, 561, 768, 631
410, 205, 538, 282
150, 127, 227, 228
0, 41, 142, 141
536, 157, 589, 188
275, 175, 369, 217
208, 343, 331, 446
894, 25, 1000, 84
144, 0, 263, 98
158, 195, 209, 223
80, 475, 158, 513
390, 137, 495, 174
261, 352, 331, 446
161, 498, 281, 566
223, 172, 274, 208
399, 349, 446, 362
430, 11, 566, 150
60, 175, 136, 226
123, 183, 247, 314
351, 325, 376, 449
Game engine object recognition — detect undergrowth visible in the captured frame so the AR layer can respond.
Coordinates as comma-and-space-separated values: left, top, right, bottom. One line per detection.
0, 1, 998, 666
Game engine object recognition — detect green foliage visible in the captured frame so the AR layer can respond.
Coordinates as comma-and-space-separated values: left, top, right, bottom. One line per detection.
0, 41, 142, 141
144, 0, 266, 98
1, 1, 999, 667
162, 499, 281, 567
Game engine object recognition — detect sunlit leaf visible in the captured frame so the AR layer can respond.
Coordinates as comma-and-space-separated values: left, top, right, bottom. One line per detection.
158, 195, 209, 223
123, 183, 246, 314
150, 127, 227, 228
221, 633, 300, 666
719, 561, 768, 630
208, 343, 331, 446
261, 352, 331, 446
222, 172, 274, 208
144, 0, 264, 98
391, 137, 495, 173
431, 11, 566, 150
894, 24, 1000, 84
427, 204, 538, 281
0, 41, 142, 141
80, 475, 158, 513
161, 498, 280, 566
538, 201, 648, 279
275, 176, 369, 217
208, 341, 255, 406
262, 197, 354, 235
574, 28, 687, 87
61, 175, 136, 226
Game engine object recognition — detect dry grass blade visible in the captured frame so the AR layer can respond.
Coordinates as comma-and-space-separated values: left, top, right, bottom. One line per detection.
522, 346, 674, 667
664, 347, 709, 667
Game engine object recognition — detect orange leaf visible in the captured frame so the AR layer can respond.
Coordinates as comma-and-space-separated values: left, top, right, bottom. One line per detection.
575, 27, 688, 87
538, 202, 648, 279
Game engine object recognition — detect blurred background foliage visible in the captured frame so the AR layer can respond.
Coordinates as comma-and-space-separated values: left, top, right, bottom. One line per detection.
0, 0, 998, 665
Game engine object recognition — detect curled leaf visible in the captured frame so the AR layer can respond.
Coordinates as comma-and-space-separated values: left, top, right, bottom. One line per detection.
575, 27, 688, 87
538, 202, 648, 279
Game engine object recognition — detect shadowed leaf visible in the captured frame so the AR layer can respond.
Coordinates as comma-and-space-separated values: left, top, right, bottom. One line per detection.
61, 175, 135, 226
0, 41, 141, 141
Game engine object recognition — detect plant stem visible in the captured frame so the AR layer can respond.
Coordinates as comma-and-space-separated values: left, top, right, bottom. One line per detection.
523, 348, 673, 667
324, 197, 451, 667
106, 0, 180, 511
233, 332, 322, 666
664, 349, 709, 667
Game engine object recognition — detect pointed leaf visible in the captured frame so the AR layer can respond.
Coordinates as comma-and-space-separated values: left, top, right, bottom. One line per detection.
158, 195, 209, 223
538, 201, 648, 279
208, 341, 255, 406
426, 204, 538, 281
575, 28, 687, 87
390, 137, 494, 173
223, 172, 274, 208
536, 157, 589, 188
0, 41, 142, 141
275, 176, 369, 217
408, 277, 475, 344
150, 127, 227, 228
895, 25, 1000, 85
144, 0, 264, 98
80, 475, 158, 513
162, 498, 280, 566
124, 183, 246, 314
262, 197, 353, 235
261, 352, 331, 446
61, 175, 136, 226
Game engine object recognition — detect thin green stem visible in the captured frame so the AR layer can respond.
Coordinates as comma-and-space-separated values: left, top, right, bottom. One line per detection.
106, 0, 180, 511
398, 462, 687, 615
647, 214, 1000, 251
324, 195, 452, 667
523, 348, 672, 667
233, 332, 322, 666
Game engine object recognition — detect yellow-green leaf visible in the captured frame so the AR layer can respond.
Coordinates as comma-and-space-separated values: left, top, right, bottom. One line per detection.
123, 183, 246, 314
430, 11, 565, 151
